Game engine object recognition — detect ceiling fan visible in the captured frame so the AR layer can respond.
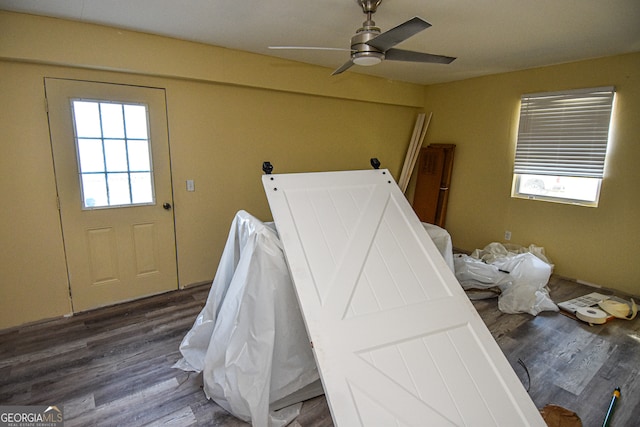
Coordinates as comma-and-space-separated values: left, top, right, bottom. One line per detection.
269, 0, 456, 75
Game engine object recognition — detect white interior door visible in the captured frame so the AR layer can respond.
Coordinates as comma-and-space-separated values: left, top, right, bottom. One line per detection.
46, 78, 178, 312
263, 169, 544, 426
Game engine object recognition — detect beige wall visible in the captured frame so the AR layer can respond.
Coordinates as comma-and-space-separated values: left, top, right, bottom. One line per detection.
1, 10, 638, 329
0, 12, 422, 329
419, 52, 640, 296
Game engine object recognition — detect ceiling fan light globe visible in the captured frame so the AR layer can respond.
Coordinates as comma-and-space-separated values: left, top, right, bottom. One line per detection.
352, 52, 384, 66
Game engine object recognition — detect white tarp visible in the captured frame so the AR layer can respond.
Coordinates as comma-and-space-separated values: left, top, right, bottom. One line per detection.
174, 210, 457, 425
423, 222, 455, 272
174, 210, 321, 427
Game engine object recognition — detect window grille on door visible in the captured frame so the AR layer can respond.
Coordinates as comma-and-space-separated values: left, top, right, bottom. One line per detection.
71, 100, 155, 209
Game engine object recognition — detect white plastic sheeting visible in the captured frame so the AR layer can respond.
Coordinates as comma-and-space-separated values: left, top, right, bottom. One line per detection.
422, 222, 455, 272
454, 242, 558, 316
174, 210, 320, 427
174, 210, 456, 425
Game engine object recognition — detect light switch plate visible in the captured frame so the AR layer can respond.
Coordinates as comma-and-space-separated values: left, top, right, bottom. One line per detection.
186, 180, 195, 192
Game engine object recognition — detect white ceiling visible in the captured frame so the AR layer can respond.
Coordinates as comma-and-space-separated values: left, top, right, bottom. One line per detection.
2, 0, 639, 85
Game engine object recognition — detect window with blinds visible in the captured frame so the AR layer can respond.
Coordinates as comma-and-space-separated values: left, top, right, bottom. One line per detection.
511, 86, 615, 207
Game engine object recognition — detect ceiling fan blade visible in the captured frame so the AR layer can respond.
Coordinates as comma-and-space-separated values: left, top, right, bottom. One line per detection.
366, 17, 431, 51
269, 46, 353, 51
331, 60, 355, 75
385, 48, 456, 64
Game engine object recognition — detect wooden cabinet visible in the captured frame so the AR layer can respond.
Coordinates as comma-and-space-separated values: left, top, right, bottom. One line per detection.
412, 144, 455, 227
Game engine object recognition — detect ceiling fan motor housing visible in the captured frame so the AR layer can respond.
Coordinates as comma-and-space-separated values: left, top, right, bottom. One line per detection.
351, 26, 385, 65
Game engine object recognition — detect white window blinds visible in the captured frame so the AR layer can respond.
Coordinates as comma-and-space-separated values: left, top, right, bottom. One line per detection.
514, 86, 615, 178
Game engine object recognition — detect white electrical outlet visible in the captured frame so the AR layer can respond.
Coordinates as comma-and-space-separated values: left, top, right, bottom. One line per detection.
504, 230, 512, 241
186, 179, 195, 192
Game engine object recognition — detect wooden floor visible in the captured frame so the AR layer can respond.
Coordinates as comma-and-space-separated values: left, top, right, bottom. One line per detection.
1, 276, 638, 426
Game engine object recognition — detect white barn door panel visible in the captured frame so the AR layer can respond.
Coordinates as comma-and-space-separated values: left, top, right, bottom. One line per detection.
263, 169, 544, 426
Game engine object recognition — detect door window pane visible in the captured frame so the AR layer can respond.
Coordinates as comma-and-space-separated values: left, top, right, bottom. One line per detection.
72, 100, 155, 209
124, 105, 148, 139
107, 173, 132, 205
77, 139, 105, 173
104, 139, 128, 172
127, 139, 151, 171
73, 102, 102, 138
131, 172, 153, 204
100, 103, 125, 138
82, 174, 108, 207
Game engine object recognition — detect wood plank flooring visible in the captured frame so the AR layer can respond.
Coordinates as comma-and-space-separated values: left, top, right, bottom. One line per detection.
1, 276, 638, 426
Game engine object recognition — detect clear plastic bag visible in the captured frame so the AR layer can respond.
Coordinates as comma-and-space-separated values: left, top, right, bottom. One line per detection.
455, 243, 558, 316
454, 254, 512, 290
